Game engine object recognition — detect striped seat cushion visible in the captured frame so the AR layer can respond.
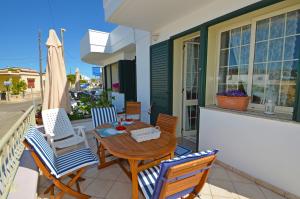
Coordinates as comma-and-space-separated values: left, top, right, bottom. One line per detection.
24, 126, 58, 176
138, 165, 160, 199
91, 107, 117, 128
56, 148, 99, 178
25, 126, 99, 178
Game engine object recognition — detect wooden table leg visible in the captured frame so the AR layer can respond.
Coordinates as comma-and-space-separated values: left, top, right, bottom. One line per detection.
170, 151, 174, 159
98, 144, 106, 168
128, 159, 139, 199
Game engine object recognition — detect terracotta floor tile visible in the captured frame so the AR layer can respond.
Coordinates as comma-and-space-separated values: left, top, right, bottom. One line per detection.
200, 183, 212, 195
116, 169, 131, 183
197, 194, 213, 199
96, 164, 122, 181
259, 187, 286, 199
226, 170, 254, 184
209, 179, 238, 198
105, 182, 145, 199
233, 182, 266, 199
84, 178, 114, 198
83, 165, 100, 179
209, 167, 230, 181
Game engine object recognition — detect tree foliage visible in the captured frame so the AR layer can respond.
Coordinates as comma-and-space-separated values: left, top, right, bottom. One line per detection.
11, 80, 27, 95
67, 74, 76, 84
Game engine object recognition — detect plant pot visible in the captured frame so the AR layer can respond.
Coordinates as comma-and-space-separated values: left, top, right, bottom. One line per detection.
216, 95, 250, 111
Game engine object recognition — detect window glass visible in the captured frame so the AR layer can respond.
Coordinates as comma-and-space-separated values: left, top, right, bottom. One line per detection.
218, 24, 251, 93
251, 10, 300, 108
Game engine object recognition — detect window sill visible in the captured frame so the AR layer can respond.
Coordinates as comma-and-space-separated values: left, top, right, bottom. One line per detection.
204, 105, 293, 122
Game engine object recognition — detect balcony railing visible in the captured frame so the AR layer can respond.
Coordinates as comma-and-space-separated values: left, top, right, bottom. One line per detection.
0, 105, 35, 198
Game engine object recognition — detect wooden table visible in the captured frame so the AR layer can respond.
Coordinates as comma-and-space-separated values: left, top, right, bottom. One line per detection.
93, 121, 177, 199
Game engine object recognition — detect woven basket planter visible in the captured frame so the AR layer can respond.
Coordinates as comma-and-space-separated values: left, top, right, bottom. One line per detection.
216, 95, 250, 111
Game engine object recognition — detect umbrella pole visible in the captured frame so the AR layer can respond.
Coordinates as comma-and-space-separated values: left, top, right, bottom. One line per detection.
38, 31, 44, 102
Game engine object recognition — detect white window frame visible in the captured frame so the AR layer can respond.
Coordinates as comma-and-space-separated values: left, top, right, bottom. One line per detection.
215, 4, 300, 114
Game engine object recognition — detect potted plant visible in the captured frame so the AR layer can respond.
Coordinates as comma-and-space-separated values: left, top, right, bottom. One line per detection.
35, 104, 43, 125
216, 89, 250, 111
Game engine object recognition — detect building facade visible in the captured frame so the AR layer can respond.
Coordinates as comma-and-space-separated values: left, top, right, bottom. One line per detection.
0, 67, 45, 97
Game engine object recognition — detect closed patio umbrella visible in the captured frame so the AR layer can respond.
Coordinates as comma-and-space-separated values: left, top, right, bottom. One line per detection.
42, 29, 71, 112
75, 67, 81, 91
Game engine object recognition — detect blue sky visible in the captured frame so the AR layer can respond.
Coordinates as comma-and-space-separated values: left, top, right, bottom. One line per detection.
0, 0, 116, 77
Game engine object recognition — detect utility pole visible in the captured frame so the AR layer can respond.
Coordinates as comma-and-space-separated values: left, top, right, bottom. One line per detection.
60, 28, 66, 59
60, 28, 70, 74
38, 31, 44, 101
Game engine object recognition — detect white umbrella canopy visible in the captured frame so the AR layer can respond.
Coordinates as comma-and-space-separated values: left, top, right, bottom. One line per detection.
42, 29, 71, 112
75, 67, 81, 91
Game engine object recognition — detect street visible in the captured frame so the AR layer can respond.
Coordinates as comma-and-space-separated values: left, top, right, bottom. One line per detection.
0, 99, 41, 138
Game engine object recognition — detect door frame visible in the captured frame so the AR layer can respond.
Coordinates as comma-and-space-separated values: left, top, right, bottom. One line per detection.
181, 40, 201, 141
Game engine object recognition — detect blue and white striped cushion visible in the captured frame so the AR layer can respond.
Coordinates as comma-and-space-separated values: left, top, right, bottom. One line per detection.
24, 126, 58, 176
91, 107, 117, 128
25, 127, 99, 178
56, 148, 99, 178
138, 165, 160, 199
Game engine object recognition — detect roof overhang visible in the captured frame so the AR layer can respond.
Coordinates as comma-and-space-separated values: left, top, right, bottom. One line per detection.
80, 27, 137, 66
104, 0, 215, 31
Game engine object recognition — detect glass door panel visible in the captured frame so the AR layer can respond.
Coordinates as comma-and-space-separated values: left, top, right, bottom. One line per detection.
182, 41, 200, 144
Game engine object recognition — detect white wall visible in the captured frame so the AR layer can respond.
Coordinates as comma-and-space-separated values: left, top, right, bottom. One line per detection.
135, 31, 151, 122
199, 108, 300, 197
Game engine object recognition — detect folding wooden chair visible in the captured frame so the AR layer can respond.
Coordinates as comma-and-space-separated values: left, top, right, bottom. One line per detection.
125, 101, 141, 120
138, 150, 218, 199
156, 113, 178, 134
23, 127, 99, 199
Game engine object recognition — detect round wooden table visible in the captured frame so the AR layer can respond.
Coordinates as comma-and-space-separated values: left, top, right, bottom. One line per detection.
93, 121, 177, 199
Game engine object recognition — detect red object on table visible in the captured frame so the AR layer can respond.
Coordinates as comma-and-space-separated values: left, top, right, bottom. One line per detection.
125, 119, 133, 122
116, 126, 126, 131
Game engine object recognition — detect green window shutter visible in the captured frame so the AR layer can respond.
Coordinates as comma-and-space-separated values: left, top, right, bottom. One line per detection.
150, 40, 173, 125
118, 60, 137, 102
199, 26, 208, 107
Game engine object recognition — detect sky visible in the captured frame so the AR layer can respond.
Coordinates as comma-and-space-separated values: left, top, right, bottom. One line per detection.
0, 0, 116, 77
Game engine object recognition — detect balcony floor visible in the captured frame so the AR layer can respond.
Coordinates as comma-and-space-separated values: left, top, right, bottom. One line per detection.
37, 132, 286, 199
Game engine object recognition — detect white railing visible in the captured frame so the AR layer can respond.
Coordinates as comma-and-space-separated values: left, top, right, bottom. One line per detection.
0, 105, 35, 198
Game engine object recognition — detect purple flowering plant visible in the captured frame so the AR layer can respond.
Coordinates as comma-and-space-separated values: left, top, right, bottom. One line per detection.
217, 89, 248, 97
112, 82, 120, 89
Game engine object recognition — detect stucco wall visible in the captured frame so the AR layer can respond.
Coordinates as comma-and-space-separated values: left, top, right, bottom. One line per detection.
136, 31, 151, 122
199, 108, 300, 197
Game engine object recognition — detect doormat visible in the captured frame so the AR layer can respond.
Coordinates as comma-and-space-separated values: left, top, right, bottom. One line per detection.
175, 145, 192, 157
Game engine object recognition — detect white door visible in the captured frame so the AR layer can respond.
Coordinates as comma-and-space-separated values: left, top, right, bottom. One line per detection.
182, 41, 200, 143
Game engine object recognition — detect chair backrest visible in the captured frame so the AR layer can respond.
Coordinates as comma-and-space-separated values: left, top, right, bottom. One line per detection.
24, 126, 58, 177
153, 150, 218, 199
91, 107, 117, 128
156, 113, 178, 134
42, 108, 75, 140
126, 101, 141, 120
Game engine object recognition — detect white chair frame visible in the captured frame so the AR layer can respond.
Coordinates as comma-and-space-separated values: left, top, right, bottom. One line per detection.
42, 108, 89, 154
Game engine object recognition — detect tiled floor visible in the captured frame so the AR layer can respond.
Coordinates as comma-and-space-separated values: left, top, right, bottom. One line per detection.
37, 133, 286, 199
